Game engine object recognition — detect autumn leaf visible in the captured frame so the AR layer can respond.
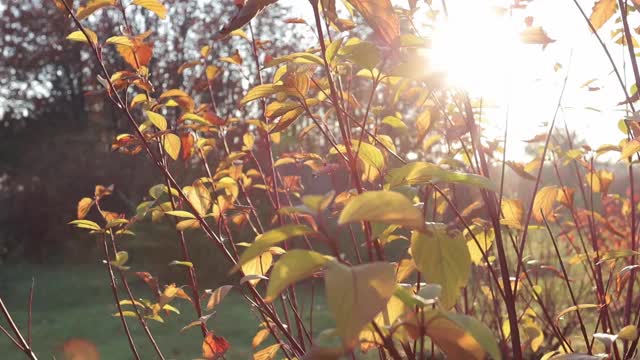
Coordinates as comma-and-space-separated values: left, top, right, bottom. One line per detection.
206, 285, 233, 310
325, 261, 397, 347
162, 133, 181, 160
76, 0, 116, 21
520, 26, 555, 48
132, 0, 168, 19
219, 0, 278, 36
77, 197, 94, 219
589, 0, 617, 31
338, 190, 424, 229
533, 186, 559, 223
411, 224, 471, 309
345, 0, 400, 46
66, 30, 98, 45
202, 332, 230, 359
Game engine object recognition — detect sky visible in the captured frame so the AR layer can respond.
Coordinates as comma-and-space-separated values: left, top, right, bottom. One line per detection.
282, 0, 636, 160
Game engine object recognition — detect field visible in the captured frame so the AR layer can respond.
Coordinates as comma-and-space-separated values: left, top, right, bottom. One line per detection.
0, 264, 333, 359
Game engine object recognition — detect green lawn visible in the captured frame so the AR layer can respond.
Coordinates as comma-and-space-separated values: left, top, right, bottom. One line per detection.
0, 264, 333, 359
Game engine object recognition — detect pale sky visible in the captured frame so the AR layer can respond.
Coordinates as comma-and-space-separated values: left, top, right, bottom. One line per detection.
281, 0, 635, 161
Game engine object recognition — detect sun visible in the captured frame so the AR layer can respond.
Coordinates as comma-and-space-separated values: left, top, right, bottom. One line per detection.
427, 1, 535, 103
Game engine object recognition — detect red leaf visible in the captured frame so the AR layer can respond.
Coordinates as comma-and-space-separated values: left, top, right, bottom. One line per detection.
202, 332, 230, 359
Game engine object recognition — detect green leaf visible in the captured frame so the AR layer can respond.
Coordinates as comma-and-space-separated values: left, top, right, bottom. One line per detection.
163, 133, 181, 160
69, 219, 102, 231
338, 190, 424, 229
341, 40, 380, 69
164, 210, 196, 219
169, 260, 193, 268
326, 37, 344, 65
146, 110, 167, 131
324, 261, 396, 347
387, 161, 496, 191
110, 251, 129, 270
266, 250, 330, 302
411, 224, 471, 309
233, 225, 315, 272
240, 84, 294, 106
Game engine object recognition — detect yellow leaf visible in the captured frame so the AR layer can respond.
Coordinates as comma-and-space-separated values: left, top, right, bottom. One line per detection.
411, 224, 471, 309
206, 65, 220, 81
621, 139, 640, 160
324, 261, 396, 347
241, 252, 273, 285
77, 197, 94, 219
184, 180, 212, 216
589, 0, 617, 31
533, 186, 559, 223
416, 311, 502, 360
106, 36, 134, 47
500, 198, 523, 229
132, 0, 167, 19
76, 0, 116, 20
266, 250, 329, 302
338, 190, 424, 230
66, 29, 98, 45
466, 227, 494, 266
146, 111, 167, 130
252, 329, 270, 348
618, 325, 639, 341
206, 285, 233, 310
163, 133, 181, 160
234, 225, 315, 272
253, 344, 280, 360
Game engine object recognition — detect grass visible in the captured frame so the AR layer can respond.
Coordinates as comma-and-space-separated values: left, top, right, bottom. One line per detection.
0, 264, 333, 359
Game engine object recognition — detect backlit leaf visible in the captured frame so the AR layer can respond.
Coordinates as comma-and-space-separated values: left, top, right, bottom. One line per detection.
241, 252, 273, 285
219, 0, 278, 35
533, 186, 559, 223
76, 0, 116, 20
146, 111, 167, 131
106, 36, 134, 47
235, 225, 315, 271
162, 133, 181, 160
338, 190, 424, 229
132, 0, 167, 19
325, 261, 396, 347
345, 0, 400, 46
266, 250, 329, 302
253, 344, 280, 360
418, 311, 502, 360
184, 180, 212, 216
411, 224, 471, 309
589, 0, 617, 31
66, 30, 98, 45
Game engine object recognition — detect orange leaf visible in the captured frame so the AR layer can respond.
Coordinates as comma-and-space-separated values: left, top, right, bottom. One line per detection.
180, 133, 195, 160
202, 332, 230, 359
345, 0, 400, 46
77, 197, 94, 219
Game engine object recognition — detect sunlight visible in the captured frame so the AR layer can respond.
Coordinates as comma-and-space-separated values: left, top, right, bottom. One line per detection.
425, 1, 561, 159
429, 2, 525, 102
